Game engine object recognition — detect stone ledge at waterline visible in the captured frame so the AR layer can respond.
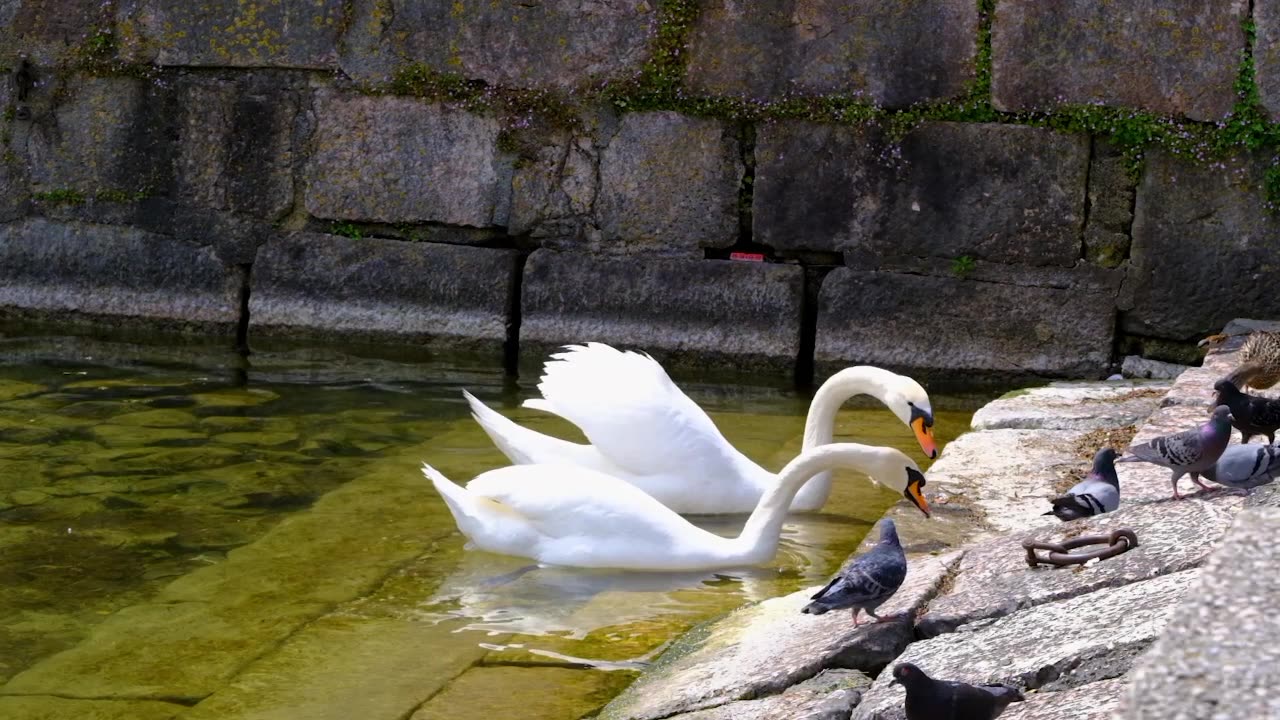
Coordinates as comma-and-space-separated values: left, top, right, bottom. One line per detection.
248, 233, 519, 358
0, 218, 240, 334
518, 250, 804, 375
814, 260, 1120, 382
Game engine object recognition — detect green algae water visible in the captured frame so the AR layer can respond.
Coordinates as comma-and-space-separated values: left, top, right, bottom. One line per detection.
0, 335, 975, 719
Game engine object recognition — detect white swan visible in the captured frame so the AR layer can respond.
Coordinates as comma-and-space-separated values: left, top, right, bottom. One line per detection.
424, 442, 929, 571
465, 343, 936, 514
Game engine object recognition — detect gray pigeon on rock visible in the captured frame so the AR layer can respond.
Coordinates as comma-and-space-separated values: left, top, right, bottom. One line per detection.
801, 518, 906, 626
891, 662, 1025, 720
1201, 441, 1280, 495
1045, 448, 1121, 521
1116, 405, 1233, 500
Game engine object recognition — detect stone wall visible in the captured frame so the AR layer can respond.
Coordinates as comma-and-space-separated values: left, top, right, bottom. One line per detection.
2, 0, 1280, 380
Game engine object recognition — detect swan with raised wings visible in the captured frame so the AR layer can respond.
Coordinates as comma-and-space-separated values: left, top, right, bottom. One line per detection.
425, 442, 929, 571
465, 343, 936, 514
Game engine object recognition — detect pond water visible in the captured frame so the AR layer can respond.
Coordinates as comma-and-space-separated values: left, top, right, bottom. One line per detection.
0, 335, 980, 719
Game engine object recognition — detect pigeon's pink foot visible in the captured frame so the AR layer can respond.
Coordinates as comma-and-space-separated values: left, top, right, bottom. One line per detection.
851, 609, 863, 627
1192, 476, 1211, 490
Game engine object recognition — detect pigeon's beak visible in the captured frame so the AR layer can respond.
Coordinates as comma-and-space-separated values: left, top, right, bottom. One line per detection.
889, 677, 900, 687
904, 469, 931, 518
911, 415, 938, 459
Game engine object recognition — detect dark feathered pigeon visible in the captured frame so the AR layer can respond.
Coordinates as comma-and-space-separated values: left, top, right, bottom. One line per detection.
892, 662, 1025, 720
801, 518, 906, 626
1045, 448, 1121, 521
1201, 442, 1280, 495
1212, 379, 1280, 445
1116, 405, 1233, 500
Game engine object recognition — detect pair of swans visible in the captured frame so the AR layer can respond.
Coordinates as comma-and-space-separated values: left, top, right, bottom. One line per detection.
426, 343, 937, 571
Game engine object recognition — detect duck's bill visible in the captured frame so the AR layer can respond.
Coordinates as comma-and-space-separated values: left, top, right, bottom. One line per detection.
911, 416, 938, 459
904, 476, 931, 518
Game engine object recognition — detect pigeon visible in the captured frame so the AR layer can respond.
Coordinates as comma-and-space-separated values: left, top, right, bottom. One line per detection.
1201, 441, 1280, 495
891, 662, 1025, 720
801, 518, 906, 626
1212, 379, 1280, 445
1044, 448, 1120, 521
1116, 405, 1233, 500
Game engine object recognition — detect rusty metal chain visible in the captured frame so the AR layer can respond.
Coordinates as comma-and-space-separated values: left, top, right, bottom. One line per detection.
1022, 528, 1139, 568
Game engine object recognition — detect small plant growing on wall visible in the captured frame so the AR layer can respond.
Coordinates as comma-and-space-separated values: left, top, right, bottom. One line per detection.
951, 255, 976, 278
331, 222, 364, 240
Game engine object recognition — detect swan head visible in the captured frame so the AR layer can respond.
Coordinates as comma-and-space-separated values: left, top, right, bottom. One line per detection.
856, 446, 931, 518
882, 378, 937, 460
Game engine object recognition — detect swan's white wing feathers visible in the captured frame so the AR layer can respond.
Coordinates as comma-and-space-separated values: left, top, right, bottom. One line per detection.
465, 463, 702, 542
528, 343, 731, 476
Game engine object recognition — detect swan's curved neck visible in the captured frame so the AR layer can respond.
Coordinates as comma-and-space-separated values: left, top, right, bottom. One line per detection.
792, 368, 898, 508
731, 445, 886, 563
802, 367, 898, 450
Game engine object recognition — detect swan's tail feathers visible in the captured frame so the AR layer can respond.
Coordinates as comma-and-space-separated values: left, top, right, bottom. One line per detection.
463, 389, 593, 467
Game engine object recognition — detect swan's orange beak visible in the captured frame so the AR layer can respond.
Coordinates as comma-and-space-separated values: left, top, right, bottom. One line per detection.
912, 417, 937, 459
904, 469, 931, 518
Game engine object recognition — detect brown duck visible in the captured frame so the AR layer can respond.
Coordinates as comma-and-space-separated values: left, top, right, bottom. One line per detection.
1199, 330, 1280, 390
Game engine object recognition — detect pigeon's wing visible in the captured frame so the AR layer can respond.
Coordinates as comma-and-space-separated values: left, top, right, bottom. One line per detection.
1250, 397, 1280, 427
1048, 493, 1096, 521
809, 547, 906, 610
1061, 476, 1119, 512
808, 575, 841, 601
1135, 429, 1204, 467
948, 681, 1022, 719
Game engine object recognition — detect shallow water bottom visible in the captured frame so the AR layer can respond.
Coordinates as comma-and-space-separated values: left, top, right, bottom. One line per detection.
0, 335, 979, 718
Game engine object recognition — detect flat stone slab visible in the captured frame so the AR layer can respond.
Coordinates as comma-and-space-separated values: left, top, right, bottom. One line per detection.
917, 429, 1091, 535
1121, 356, 1189, 381
814, 265, 1117, 382
519, 250, 803, 375
0, 696, 182, 720
1117, 508, 1280, 720
684, 0, 976, 108
248, 232, 517, 356
665, 669, 870, 720
1001, 677, 1126, 720
971, 382, 1169, 431
919, 496, 1242, 637
852, 570, 1198, 719
0, 218, 238, 332
304, 91, 507, 226
340, 0, 652, 87
1125, 151, 1280, 340
598, 552, 962, 720
117, 0, 345, 69
991, 0, 1244, 121
754, 122, 1088, 263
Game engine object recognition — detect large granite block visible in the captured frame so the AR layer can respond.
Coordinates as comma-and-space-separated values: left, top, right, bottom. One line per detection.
754, 122, 1088, 265
853, 570, 1198, 719
596, 112, 741, 253
919, 497, 1241, 637
174, 75, 298, 222
248, 233, 517, 355
1118, 508, 1280, 720
26, 76, 170, 195
340, 0, 653, 87
992, 0, 1245, 121
971, 382, 1169, 431
1258, 0, 1280, 121
0, 0, 107, 66
0, 218, 238, 331
814, 263, 1118, 381
1125, 150, 1280, 340
116, 0, 345, 69
519, 250, 803, 374
304, 90, 508, 226
685, 0, 976, 108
